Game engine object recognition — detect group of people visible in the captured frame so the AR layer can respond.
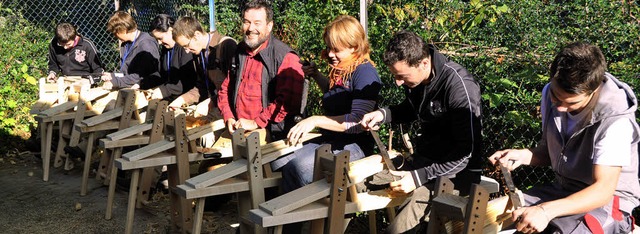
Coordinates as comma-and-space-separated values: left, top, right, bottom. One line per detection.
46, 0, 640, 233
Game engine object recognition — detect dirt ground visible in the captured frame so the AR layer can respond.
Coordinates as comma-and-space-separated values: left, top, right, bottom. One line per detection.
0, 148, 375, 234
0, 149, 239, 234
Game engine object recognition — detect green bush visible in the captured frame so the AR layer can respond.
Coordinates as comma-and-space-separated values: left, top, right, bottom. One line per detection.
0, 4, 49, 152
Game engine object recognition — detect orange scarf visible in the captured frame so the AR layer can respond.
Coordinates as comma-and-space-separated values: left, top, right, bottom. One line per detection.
323, 51, 375, 89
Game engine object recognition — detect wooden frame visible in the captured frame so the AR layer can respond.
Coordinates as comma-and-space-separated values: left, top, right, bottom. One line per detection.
70, 89, 148, 196
248, 148, 409, 234
33, 82, 111, 181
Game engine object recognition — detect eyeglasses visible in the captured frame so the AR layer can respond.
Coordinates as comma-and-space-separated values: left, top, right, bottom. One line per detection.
186, 38, 194, 48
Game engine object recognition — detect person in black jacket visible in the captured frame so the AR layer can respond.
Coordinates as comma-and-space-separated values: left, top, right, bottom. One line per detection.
148, 14, 198, 102
361, 30, 483, 233
102, 11, 161, 90
47, 22, 104, 82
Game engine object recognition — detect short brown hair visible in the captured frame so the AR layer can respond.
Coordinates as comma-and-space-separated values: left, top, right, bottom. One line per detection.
107, 11, 138, 34
550, 42, 607, 94
243, 0, 273, 23
171, 16, 204, 41
55, 22, 77, 42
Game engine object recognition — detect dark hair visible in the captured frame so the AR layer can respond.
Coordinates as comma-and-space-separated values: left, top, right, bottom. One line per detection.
55, 22, 77, 42
150, 14, 175, 32
171, 16, 205, 40
383, 30, 430, 67
107, 11, 137, 34
550, 42, 607, 94
243, 0, 273, 22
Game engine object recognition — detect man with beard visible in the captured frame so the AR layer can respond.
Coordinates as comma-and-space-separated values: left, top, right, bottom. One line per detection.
217, 0, 305, 141
47, 22, 104, 82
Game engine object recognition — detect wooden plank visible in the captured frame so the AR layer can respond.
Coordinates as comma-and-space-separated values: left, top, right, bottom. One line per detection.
184, 159, 249, 189
250, 191, 407, 227
106, 123, 152, 141
30, 100, 55, 114
40, 101, 78, 117
121, 140, 174, 161
480, 176, 500, 194
75, 120, 121, 132
81, 107, 123, 126
259, 179, 331, 216
177, 175, 281, 199
100, 135, 150, 149
115, 152, 202, 170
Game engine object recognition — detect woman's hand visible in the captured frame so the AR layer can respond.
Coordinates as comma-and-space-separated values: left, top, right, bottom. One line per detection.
287, 116, 317, 145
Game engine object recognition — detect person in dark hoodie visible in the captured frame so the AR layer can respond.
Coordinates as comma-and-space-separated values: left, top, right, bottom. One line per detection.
489, 42, 640, 233
148, 14, 198, 102
102, 11, 161, 90
47, 22, 104, 82
360, 30, 483, 233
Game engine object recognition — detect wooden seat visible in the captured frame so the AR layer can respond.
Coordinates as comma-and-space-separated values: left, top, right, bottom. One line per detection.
69, 89, 148, 196
248, 146, 409, 234
98, 99, 168, 219
32, 80, 112, 181
175, 130, 319, 234
112, 113, 227, 234
427, 176, 516, 234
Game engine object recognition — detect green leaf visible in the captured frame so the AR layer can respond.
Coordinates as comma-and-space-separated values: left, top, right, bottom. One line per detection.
6, 100, 16, 109
23, 74, 37, 85
20, 64, 28, 73
499, 78, 518, 88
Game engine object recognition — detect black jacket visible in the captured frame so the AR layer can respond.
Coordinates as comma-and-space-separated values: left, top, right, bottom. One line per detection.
111, 31, 161, 90
47, 36, 104, 76
384, 45, 482, 190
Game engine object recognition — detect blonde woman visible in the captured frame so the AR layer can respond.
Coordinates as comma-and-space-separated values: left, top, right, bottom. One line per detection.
273, 15, 382, 194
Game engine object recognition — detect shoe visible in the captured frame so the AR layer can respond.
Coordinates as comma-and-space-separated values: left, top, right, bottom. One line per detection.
64, 146, 84, 160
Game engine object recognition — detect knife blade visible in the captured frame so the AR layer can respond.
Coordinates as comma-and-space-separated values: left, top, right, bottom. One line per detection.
499, 163, 523, 209
370, 130, 396, 171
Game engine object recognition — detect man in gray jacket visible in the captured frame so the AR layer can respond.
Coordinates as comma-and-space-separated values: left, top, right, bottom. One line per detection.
490, 42, 640, 233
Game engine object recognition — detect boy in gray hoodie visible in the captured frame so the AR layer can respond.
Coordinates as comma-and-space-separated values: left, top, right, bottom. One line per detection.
490, 42, 640, 233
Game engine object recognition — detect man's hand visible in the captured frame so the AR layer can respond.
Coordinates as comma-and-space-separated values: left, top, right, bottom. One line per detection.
301, 61, 319, 78
234, 118, 258, 131
287, 116, 316, 145
130, 84, 140, 90
388, 170, 416, 195
360, 110, 385, 131
101, 73, 112, 81
226, 118, 237, 133
512, 205, 551, 234
102, 81, 113, 90
488, 149, 533, 171
47, 72, 57, 83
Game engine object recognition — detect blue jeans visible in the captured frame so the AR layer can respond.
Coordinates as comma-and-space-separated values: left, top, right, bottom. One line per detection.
277, 142, 366, 193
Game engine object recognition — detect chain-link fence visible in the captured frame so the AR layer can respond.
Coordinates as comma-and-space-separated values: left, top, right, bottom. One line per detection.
7, 0, 640, 196
3, 0, 207, 71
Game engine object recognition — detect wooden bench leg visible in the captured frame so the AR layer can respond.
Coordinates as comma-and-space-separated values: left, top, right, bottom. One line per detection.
55, 120, 72, 169
192, 197, 206, 234
80, 132, 95, 196
42, 121, 53, 181
105, 147, 123, 220
125, 169, 141, 234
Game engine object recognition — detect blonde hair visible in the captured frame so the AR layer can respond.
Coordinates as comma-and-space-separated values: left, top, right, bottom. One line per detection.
323, 15, 370, 59
107, 11, 138, 34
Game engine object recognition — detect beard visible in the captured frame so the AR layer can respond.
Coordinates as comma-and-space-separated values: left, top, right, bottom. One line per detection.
244, 30, 269, 50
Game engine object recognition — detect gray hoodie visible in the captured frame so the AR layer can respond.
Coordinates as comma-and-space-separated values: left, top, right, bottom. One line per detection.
536, 73, 640, 213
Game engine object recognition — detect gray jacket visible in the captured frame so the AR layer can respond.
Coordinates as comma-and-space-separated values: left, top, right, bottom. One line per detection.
536, 73, 640, 213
